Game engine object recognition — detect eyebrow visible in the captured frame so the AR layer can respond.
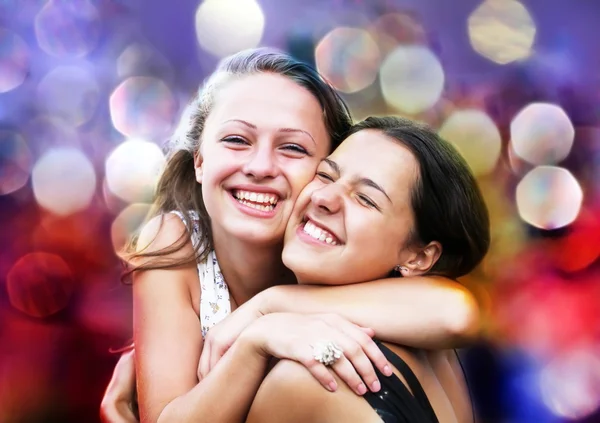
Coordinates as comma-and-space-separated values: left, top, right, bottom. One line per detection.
322, 158, 392, 203
224, 119, 316, 146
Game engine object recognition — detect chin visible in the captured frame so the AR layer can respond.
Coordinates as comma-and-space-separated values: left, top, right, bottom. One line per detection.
291, 270, 325, 285
225, 221, 285, 246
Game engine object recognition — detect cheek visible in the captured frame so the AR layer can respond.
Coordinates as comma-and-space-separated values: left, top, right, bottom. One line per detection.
202, 152, 239, 182
285, 161, 320, 198
349, 217, 397, 259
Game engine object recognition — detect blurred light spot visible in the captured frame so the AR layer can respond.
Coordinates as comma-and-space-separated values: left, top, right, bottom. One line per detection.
105, 139, 166, 203
540, 348, 600, 419
102, 177, 126, 213
111, 203, 151, 254
6, 252, 74, 318
195, 0, 264, 57
369, 13, 427, 56
510, 103, 574, 165
0, 28, 30, 93
24, 115, 80, 156
32, 148, 96, 216
380, 45, 444, 114
315, 27, 380, 94
37, 65, 100, 127
516, 166, 583, 230
0, 131, 32, 195
507, 139, 531, 175
110, 76, 177, 140
117, 43, 173, 80
439, 109, 501, 176
468, 0, 536, 64
34, 0, 101, 58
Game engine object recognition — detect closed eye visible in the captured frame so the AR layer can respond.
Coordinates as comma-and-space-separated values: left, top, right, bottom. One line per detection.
222, 136, 249, 145
316, 171, 334, 182
281, 144, 309, 155
357, 194, 379, 210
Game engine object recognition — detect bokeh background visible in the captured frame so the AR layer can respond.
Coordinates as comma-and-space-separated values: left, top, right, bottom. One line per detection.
1, 0, 600, 422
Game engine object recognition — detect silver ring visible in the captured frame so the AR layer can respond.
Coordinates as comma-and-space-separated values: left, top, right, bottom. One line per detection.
312, 342, 343, 366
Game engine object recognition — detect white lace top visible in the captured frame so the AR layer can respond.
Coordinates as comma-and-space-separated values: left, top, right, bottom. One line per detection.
171, 211, 231, 338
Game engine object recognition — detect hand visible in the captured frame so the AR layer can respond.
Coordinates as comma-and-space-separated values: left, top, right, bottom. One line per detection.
198, 299, 264, 380
100, 349, 139, 423
237, 313, 392, 395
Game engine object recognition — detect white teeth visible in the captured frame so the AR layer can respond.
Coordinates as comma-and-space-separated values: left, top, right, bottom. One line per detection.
238, 199, 274, 212
302, 220, 338, 245
233, 190, 279, 207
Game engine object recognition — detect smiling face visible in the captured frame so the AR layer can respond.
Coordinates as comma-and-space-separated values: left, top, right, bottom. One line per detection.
282, 129, 422, 284
195, 72, 331, 247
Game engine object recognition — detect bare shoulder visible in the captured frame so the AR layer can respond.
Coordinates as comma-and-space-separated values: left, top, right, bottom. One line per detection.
136, 212, 194, 259
247, 359, 380, 423
133, 212, 201, 316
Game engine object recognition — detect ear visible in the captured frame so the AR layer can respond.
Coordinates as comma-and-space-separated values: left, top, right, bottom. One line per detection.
398, 241, 442, 277
193, 150, 203, 183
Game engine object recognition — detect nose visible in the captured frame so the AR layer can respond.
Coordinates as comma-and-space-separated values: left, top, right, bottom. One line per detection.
310, 183, 343, 214
242, 144, 279, 180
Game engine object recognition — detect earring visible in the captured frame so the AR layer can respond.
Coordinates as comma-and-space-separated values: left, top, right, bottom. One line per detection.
394, 265, 407, 273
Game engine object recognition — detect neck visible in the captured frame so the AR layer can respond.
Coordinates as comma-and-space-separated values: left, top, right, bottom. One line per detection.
211, 229, 295, 306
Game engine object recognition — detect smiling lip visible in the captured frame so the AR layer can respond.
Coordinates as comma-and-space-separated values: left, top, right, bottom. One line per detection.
229, 184, 283, 198
296, 223, 340, 247
303, 213, 342, 243
228, 185, 282, 218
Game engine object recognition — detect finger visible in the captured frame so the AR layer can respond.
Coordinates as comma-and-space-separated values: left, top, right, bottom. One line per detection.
351, 333, 392, 378
329, 355, 369, 395
323, 319, 392, 378
358, 326, 375, 337
198, 342, 211, 380
114, 350, 136, 390
334, 338, 382, 392
297, 355, 338, 392
209, 339, 227, 372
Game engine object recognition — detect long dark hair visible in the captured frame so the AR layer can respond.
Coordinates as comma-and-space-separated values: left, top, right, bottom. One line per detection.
348, 116, 490, 279
122, 48, 353, 276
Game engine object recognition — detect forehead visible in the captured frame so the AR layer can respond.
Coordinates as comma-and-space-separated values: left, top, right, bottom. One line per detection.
208, 73, 327, 135
329, 129, 419, 197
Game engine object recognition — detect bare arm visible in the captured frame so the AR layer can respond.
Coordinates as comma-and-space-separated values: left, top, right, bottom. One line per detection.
255, 276, 480, 349
133, 215, 269, 423
100, 350, 138, 423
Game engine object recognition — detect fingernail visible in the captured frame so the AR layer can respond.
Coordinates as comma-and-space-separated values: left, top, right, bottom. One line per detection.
357, 383, 367, 395
328, 381, 337, 392
371, 380, 381, 392
383, 365, 392, 376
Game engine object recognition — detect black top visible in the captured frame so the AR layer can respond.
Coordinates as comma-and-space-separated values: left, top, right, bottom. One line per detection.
363, 341, 439, 423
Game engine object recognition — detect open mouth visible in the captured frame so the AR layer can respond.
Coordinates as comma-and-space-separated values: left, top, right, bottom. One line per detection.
301, 219, 340, 245
232, 189, 279, 212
